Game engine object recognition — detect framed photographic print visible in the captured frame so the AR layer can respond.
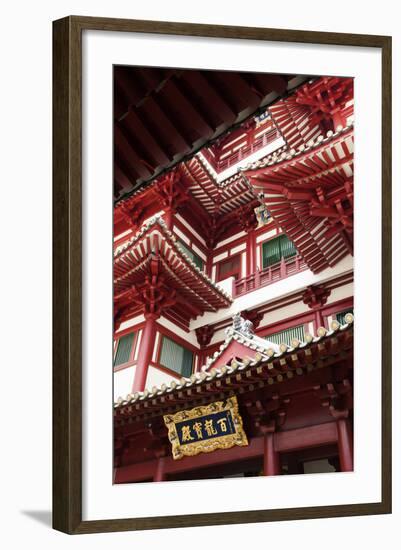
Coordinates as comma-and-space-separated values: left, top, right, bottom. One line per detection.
52, 16, 392, 534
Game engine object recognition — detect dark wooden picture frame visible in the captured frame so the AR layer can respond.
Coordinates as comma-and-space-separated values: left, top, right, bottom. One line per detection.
53, 15, 392, 534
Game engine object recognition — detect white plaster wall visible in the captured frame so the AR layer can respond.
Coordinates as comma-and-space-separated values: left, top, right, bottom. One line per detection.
215, 230, 247, 249
191, 255, 353, 329
259, 300, 309, 328
114, 211, 165, 246
113, 228, 131, 242
326, 282, 354, 304
145, 365, 180, 389
116, 314, 145, 333
213, 250, 229, 263
256, 245, 261, 269
308, 321, 315, 335
210, 327, 229, 345
173, 225, 190, 244
201, 136, 286, 182
241, 252, 246, 276
133, 329, 143, 360
211, 265, 217, 281
256, 228, 277, 243
152, 332, 161, 362
230, 242, 246, 254
215, 276, 234, 295
157, 316, 200, 348
113, 365, 136, 400
192, 243, 207, 260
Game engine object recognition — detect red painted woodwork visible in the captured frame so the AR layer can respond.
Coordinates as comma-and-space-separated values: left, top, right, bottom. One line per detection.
274, 422, 338, 453
115, 323, 353, 467
245, 230, 257, 277
114, 67, 295, 199
172, 217, 209, 257
303, 285, 331, 310
217, 254, 242, 282
294, 77, 353, 130
164, 208, 174, 231
204, 339, 260, 371
322, 297, 354, 320
153, 170, 189, 219
257, 313, 313, 340
242, 309, 264, 330
237, 202, 258, 233
114, 422, 340, 483
132, 314, 157, 392
114, 220, 231, 328
303, 285, 332, 331
114, 159, 259, 248
233, 254, 307, 297
202, 118, 281, 173
195, 325, 214, 348
113, 75, 354, 482
154, 320, 200, 354
336, 418, 354, 472
269, 77, 353, 150
183, 293, 352, 372
154, 457, 166, 482
263, 432, 280, 475
244, 126, 354, 273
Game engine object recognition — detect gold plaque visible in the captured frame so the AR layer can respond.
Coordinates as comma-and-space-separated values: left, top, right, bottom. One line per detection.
163, 396, 248, 460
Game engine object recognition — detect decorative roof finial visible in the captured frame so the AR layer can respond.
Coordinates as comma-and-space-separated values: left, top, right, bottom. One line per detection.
232, 312, 255, 338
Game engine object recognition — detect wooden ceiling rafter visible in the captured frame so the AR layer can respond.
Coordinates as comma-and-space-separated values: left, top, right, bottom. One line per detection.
114, 67, 304, 200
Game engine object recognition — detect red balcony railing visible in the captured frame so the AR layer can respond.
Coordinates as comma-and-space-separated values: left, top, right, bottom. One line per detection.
233, 255, 308, 297
202, 128, 281, 173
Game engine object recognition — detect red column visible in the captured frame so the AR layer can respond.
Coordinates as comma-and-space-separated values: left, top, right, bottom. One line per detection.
337, 418, 353, 472
205, 255, 212, 279
164, 208, 174, 231
332, 111, 346, 129
263, 432, 280, 476
246, 229, 256, 276
132, 314, 158, 392
154, 457, 166, 482
314, 308, 324, 331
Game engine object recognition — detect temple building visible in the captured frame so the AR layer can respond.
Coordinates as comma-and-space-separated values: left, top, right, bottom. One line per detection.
113, 70, 354, 482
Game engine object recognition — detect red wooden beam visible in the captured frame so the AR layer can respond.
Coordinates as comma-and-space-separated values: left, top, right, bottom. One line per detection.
114, 421, 339, 483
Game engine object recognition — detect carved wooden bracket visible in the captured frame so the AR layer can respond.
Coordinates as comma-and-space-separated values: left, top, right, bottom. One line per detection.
242, 309, 264, 330
302, 284, 331, 309
315, 379, 353, 416
244, 393, 291, 435
237, 202, 258, 233
119, 202, 147, 231
195, 325, 214, 348
153, 169, 189, 210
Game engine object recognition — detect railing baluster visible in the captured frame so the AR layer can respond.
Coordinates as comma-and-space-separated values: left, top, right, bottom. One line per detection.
280, 257, 287, 277
230, 255, 308, 298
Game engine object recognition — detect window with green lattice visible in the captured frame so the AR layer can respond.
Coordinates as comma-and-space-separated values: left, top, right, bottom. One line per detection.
264, 325, 305, 346
177, 240, 203, 270
114, 332, 135, 366
262, 234, 297, 269
336, 308, 354, 325
159, 336, 194, 377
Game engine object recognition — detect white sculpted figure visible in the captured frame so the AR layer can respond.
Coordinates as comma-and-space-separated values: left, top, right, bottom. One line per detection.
232, 313, 254, 338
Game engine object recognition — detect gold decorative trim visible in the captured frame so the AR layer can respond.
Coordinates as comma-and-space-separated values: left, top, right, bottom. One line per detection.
163, 396, 248, 460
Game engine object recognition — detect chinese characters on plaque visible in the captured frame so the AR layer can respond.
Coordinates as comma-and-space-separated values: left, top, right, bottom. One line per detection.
163, 396, 248, 460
